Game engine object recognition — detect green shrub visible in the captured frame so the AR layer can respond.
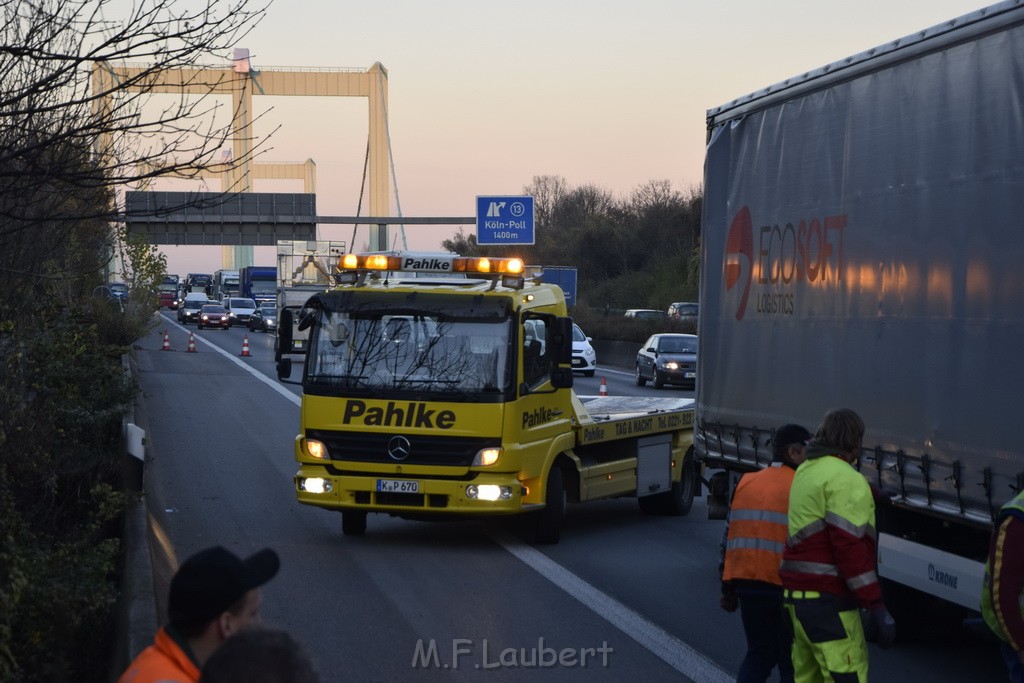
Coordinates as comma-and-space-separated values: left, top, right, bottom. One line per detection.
0, 314, 131, 682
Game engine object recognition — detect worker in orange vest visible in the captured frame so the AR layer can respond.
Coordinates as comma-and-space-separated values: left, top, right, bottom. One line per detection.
119, 546, 280, 683
720, 423, 811, 683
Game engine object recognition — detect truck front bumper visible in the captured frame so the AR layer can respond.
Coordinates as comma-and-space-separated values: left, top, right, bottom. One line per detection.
294, 465, 530, 516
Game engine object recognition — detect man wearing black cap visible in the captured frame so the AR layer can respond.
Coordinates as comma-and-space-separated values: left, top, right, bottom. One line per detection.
719, 423, 811, 683
119, 545, 280, 683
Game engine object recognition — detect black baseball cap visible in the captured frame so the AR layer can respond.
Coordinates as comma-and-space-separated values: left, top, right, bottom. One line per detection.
772, 424, 812, 462
168, 546, 280, 628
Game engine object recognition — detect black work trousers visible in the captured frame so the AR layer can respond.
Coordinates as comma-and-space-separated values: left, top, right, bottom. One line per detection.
735, 580, 795, 683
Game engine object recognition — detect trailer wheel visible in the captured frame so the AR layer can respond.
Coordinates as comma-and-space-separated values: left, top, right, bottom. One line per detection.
341, 510, 367, 536
663, 454, 697, 516
534, 465, 565, 544
635, 365, 647, 386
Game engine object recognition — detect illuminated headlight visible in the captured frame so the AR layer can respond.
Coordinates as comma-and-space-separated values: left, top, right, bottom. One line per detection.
471, 447, 501, 467
661, 361, 679, 370
306, 439, 328, 459
298, 477, 332, 494
201, 315, 209, 320
466, 484, 513, 501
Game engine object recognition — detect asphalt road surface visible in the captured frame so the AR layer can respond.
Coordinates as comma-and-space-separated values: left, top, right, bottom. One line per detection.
133, 315, 1004, 681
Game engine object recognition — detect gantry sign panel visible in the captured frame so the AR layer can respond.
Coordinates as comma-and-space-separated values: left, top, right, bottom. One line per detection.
125, 191, 316, 245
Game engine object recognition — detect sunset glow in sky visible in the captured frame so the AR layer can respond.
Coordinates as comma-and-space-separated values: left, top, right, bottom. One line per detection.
152, 0, 993, 275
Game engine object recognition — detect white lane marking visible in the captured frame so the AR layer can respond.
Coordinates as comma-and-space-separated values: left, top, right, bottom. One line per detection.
163, 316, 300, 407
489, 530, 732, 683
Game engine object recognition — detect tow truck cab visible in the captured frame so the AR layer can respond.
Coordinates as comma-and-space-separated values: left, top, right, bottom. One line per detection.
277, 252, 694, 542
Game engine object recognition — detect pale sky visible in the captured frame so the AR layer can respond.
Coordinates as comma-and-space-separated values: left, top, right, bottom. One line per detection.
151, 0, 993, 276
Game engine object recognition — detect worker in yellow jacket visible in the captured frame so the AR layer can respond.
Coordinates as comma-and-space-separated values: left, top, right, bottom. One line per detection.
982, 488, 1024, 682
780, 408, 895, 683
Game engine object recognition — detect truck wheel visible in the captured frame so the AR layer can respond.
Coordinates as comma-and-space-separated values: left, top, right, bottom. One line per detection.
663, 454, 697, 516
638, 453, 697, 516
341, 511, 367, 536
635, 365, 647, 386
534, 465, 565, 544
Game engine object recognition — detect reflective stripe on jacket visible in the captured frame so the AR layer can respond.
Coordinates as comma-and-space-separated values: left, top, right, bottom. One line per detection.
982, 490, 1024, 649
723, 464, 794, 585
779, 449, 881, 608
118, 626, 200, 683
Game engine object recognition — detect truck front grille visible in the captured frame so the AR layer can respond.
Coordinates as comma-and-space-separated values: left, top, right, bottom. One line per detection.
308, 429, 499, 468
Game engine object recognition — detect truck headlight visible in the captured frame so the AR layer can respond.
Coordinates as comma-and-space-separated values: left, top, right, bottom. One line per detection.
471, 447, 501, 467
466, 484, 512, 501
306, 439, 328, 459
298, 477, 332, 494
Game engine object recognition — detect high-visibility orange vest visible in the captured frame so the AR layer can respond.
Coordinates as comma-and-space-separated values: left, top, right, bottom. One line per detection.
722, 464, 795, 586
118, 626, 200, 683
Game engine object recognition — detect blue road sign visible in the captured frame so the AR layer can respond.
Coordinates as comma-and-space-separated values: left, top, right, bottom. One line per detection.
476, 195, 535, 245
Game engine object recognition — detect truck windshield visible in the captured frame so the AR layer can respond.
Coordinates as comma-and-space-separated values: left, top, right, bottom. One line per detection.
305, 293, 513, 398
251, 280, 276, 295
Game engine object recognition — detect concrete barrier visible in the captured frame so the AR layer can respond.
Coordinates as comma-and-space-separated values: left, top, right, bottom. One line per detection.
111, 353, 157, 682
592, 339, 638, 370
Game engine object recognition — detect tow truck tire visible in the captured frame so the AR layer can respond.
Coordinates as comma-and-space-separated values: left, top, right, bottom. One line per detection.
638, 454, 697, 516
534, 465, 565, 544
341, 510, 367, 536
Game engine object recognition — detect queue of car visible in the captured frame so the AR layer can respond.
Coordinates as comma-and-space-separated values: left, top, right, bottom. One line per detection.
176, 293, 260, 330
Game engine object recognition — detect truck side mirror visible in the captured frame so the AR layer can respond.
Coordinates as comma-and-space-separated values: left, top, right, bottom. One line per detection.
550, 367, 574, 389
547, 317, 574, 366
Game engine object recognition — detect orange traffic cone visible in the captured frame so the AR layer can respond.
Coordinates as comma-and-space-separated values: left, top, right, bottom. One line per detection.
161, 330, 171, 351
240, 335, 251, 357
186, 332, 197, 353
599, 376, 608, 396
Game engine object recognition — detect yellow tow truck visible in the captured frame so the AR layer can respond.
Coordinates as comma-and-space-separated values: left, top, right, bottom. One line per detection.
276, 252, 699, 542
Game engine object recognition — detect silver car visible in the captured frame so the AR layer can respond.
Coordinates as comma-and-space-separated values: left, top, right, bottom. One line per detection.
224, 297, 258, 326
248, 302, 278, 332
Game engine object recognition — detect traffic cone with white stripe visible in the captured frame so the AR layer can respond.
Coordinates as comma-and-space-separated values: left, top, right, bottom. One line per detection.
240, 335, 251, 357
186, 332, 197, 353
599, 376, 608, 396
161, 330, 171, 351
